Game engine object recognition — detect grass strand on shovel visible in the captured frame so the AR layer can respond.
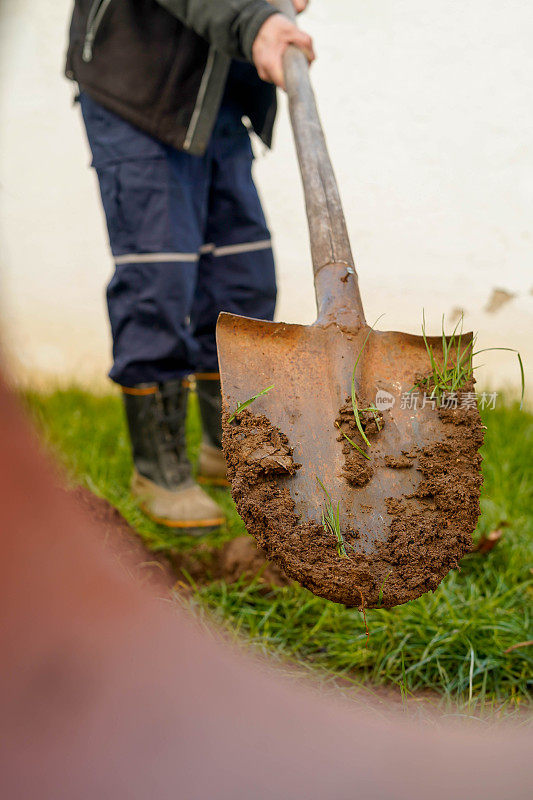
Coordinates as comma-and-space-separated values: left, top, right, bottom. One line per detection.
471, 348, 525, 411
316, 477, 347, 558
377, 570, 393, 607
335, 421, 370, 460
415, 312, 525, 409
228, 384, 274, 423
351, 315, 385, 448
416, 311, 476, 404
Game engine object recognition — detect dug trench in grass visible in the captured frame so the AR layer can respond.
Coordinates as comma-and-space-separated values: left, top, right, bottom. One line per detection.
71, 485, 289, 591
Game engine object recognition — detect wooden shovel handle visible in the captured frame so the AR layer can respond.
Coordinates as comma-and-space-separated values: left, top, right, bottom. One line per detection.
271, 0, 366, 327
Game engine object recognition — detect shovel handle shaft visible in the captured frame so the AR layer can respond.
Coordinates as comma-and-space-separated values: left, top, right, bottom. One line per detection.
271, 0, 366, 327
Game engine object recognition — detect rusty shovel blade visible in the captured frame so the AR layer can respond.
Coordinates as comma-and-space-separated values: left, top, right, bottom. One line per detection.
216, 1, 483, 608
217, 313, 483, 608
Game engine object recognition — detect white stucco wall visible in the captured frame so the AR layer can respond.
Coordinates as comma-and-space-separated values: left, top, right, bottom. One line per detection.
1, 0, 531, 394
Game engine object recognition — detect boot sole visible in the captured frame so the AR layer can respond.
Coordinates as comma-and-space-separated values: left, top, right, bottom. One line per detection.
197, 475, 231, 488
139, 503, 225, 530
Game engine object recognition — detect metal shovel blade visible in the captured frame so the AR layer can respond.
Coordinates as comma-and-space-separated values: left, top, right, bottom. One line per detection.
218, 314, 482, 608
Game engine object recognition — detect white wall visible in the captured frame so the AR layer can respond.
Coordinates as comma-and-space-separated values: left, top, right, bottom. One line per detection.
1, 0, 531, 393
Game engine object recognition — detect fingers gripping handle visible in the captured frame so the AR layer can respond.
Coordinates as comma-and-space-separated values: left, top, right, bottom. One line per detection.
270, 0, 366, 327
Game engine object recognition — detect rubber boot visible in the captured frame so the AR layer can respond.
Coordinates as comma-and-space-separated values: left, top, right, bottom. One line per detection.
122, 381, 225, 532
196, 375, 229, 487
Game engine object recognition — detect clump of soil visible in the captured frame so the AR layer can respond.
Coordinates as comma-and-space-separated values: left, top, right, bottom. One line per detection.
224, 409, 381, 607
335, 396, 383, 486
172, 536, 289, 591
223, 382, 483, 610
216, 537, 289, 586
384, 454, 413, 469
377, 384, 483, 604
225, 409, 300, 487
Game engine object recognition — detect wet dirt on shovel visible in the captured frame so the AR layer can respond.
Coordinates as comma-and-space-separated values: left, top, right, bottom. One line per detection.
223, 385, 483, 609
335, 396, 382, 486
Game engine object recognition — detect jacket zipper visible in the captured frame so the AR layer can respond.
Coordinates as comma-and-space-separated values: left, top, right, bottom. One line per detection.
183, 48, 216, 151
82, 0, 113, 63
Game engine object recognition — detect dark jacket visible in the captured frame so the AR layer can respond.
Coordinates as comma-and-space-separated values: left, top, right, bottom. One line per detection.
66, 0, 279, 155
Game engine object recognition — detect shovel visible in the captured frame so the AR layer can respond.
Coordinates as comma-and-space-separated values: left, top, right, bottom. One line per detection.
216, 0, 483, 608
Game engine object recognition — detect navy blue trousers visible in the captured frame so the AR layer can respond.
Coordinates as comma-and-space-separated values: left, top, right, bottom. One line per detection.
80, 93, 276, 386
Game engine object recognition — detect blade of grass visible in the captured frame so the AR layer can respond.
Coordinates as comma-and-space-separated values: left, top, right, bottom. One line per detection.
228, 384, 274, 423
316, 477, 348, 558
473, 348, 525, 410
416, 313, 525, 412
377, 570, 393, 607
335, 421, 370, 460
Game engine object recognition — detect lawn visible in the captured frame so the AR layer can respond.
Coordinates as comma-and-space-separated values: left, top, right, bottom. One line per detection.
23, 387, 532, 717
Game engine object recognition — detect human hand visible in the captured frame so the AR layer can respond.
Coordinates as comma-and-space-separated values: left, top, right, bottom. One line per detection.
252, 11, 315, 90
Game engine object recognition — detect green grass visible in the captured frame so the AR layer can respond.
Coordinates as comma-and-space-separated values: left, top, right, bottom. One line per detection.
416, 311, 525, 409
22, 386, 533, 716
317, 478, 347, 558
228, 384, 274, 423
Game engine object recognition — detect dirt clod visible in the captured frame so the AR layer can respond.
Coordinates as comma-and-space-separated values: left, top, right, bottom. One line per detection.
172, 536, 289, 590
335, 397, 383, 486
377, 385, 483, 603
384, 455, 413, 469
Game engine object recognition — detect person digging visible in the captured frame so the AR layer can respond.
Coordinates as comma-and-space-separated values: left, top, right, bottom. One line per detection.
66, 0, 314, 531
